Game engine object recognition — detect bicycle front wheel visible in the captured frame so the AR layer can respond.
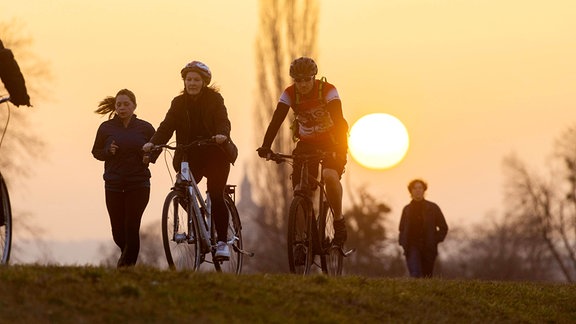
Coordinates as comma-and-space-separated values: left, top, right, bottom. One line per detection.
213, 194, 243, 274
0, 173, 12, 265
287, 195, 314, 274
162, 190, 200, 271
318, 199, 342, 276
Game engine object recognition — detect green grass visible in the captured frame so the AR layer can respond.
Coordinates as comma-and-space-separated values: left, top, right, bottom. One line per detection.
0, 265, 574, 323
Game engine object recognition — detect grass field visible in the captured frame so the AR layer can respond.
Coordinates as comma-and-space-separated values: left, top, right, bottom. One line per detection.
0, 265, 574, 323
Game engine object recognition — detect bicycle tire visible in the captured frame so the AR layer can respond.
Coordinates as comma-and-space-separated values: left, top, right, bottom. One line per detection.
162, 190, 200, 271
287, 195, 313, 274
0, 173, 12, 265
318, 199, 343, 276
212, 194, 243, 274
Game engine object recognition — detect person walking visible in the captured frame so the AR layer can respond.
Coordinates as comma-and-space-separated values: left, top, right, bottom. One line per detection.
399, 179, 448, 278
142, 60, 237, 261
92, 88, 158, 268
257, 56, 349, 247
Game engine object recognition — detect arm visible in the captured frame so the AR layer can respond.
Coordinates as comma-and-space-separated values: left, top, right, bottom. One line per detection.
398, 206, 408, 248
209, 93, 232, 137
434, 205, 448, 243
144, 123, 161, 163
149, 99, 179, 145
326, 99, 349, 148
261, 102, 290, 149
0, 40, 30, 107
91, 124, 113, 161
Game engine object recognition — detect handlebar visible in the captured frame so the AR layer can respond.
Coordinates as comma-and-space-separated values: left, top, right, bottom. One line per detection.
266, 151, 329, 164
150, 138, 217, 152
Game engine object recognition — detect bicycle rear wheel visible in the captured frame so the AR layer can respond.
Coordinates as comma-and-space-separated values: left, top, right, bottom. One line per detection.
213, 194, 243, 274
162, 190, 201, 271
0, 173, 12, 265
318, 199, 342, 276
287, 195, 314, 274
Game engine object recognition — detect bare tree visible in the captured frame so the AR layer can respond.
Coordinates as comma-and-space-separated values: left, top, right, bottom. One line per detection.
498, 125, 576, 282
439, 216, 558, 281
343, 188, 406, 277
249, 0, 319, 272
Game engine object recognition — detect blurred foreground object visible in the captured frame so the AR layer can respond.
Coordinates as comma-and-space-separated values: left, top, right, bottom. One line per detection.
0, 39, 30, 107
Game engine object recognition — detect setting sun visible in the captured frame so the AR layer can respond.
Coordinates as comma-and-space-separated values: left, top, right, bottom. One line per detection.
348, 113, 410, 170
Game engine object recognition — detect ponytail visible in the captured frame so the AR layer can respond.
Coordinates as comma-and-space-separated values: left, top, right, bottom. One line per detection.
94, 96, 116, 119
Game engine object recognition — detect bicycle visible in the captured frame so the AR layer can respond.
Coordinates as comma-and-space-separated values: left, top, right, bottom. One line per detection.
150, 139, 252, 273
267, 150, 354, 275
0, 96, 13, 265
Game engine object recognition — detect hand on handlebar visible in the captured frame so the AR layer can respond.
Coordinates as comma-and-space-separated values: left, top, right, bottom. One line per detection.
257, 147, 272, 160
213, 134, 227, 144
142, 142, 154, 153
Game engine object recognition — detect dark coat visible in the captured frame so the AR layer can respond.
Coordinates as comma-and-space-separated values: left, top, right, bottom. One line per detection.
92, 115, 158, 192
150, 88, 232, 169
398, 199, 448, 255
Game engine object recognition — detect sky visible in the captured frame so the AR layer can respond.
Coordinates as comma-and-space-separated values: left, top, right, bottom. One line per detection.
2, 0, 576, 264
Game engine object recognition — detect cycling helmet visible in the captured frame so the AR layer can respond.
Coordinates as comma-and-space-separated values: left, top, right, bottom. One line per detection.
180, 61, 212, 84
289, 57, 318, 78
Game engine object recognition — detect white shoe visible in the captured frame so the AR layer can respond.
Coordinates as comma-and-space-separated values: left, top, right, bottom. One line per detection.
215, 241, 230, 260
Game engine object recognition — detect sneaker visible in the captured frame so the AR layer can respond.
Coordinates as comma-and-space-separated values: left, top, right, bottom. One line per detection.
215, 241, 230, 260
294, 244, 306, 266
333, 218, 347, 247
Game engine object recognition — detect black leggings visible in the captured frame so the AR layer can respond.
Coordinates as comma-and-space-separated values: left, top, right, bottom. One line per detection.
105, 187, 150, 267
189, 145, 231, 242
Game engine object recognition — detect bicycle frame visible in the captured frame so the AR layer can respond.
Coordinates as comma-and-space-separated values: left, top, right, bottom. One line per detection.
178, 159, 212, 254
270, 151, 342, 274
155, 140, 250, 272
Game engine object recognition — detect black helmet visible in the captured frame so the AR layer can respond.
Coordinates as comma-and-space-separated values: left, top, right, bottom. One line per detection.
289, 57, 318, 79
180, 61, 212, 84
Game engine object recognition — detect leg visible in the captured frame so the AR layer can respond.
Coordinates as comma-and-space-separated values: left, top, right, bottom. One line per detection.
105, 190, 126, 251
206, 159, 231, 243
117, 187, 150, 267
421, 249, 438, 278
405, 246, 423, 278
323, 168, 347, 246
322, 168, 343, 220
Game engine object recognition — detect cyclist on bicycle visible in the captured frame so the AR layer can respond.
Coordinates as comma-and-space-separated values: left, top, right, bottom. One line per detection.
142, 60, 236, 260
257, 56, 349, 247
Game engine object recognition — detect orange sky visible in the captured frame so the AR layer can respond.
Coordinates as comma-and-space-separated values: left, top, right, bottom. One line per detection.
3, 0, 576, 264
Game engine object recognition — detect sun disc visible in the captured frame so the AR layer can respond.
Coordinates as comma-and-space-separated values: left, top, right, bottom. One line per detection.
349, 113, 409, 169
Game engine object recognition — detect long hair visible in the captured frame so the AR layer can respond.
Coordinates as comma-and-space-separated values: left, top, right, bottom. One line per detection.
94, 88, 136, 120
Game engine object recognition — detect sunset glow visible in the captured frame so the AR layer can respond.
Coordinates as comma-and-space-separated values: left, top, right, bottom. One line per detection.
349, 113, 409, 170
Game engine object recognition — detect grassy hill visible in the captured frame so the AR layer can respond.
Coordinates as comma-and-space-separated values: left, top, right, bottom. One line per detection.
0, 265, 574, 323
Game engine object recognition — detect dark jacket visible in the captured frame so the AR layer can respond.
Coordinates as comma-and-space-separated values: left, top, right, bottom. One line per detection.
92, 115, 158, 192
149, 88, 232, 168
399, 199, 448, 254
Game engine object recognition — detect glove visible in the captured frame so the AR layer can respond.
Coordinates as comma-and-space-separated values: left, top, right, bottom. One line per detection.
257, 147, 272, 159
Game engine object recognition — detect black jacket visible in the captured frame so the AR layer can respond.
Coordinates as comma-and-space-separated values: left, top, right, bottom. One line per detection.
92, 115, 157, 191
399, 199, 448, 254
150, 88, 232, 169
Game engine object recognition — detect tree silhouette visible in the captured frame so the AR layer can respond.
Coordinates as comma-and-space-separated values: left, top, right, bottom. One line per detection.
343, 188, 406, 277
498, 126, 576, 282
